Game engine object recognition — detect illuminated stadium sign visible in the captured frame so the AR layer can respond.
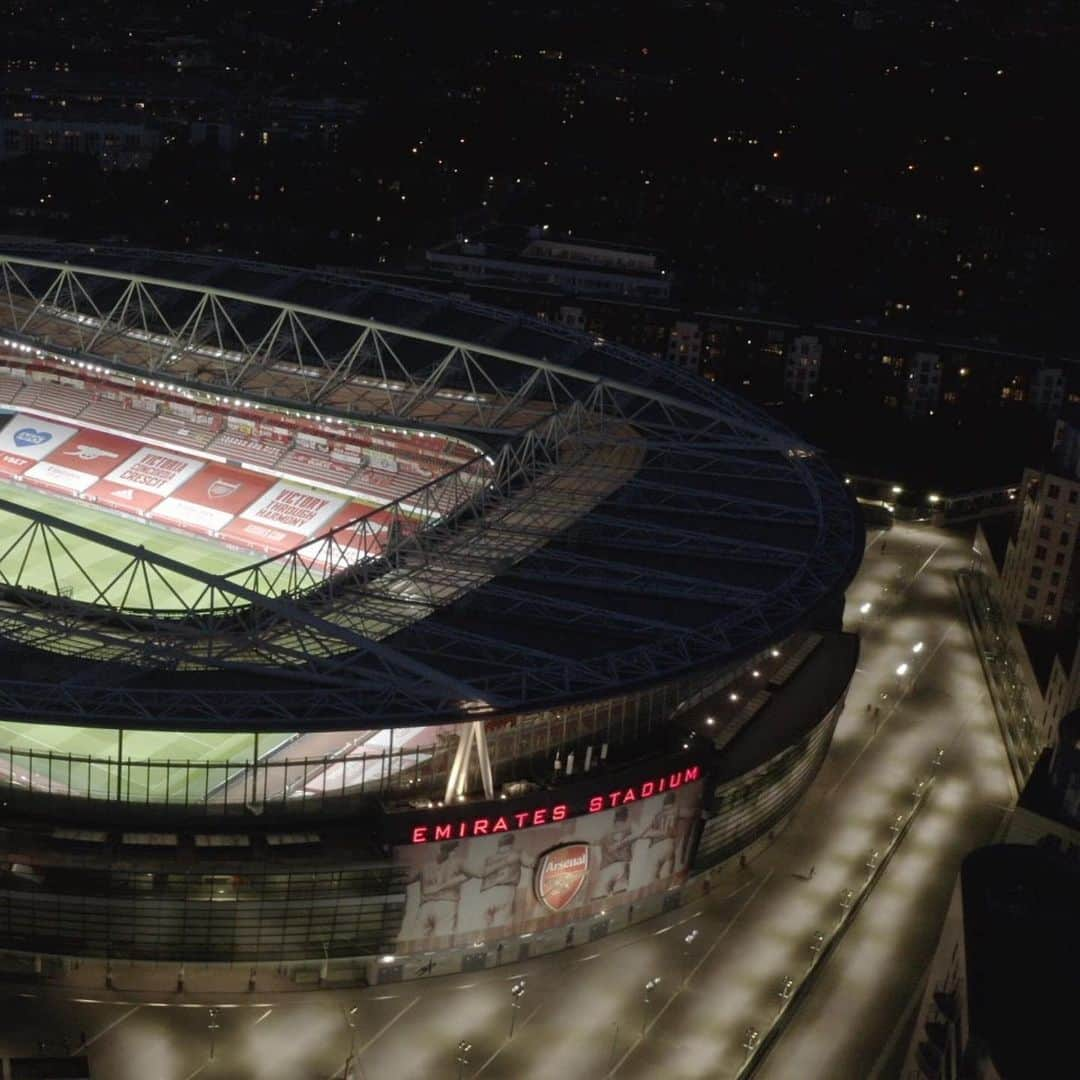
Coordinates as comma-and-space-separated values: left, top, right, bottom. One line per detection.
409, 764, 701, 844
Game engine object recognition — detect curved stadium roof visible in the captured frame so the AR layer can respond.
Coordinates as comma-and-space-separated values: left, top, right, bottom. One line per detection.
0, 240, 863, 730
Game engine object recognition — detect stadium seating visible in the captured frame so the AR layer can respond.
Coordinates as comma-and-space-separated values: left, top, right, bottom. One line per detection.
33, 384, 90, 417
143, 414, 218, 451
0, 367, 483, 561
208, 430, 287, 469
0, 374, 22, 403
80, 398, 148, 433
278, 447, 356, 487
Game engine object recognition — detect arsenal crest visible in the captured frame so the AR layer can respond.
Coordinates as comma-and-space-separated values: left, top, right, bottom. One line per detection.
534, 843, 590, 912
208, 479, 241, 499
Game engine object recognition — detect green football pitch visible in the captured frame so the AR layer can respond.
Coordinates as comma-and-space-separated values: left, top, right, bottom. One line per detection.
0, 721, 293, 802
0, 482, 297, 797
0, 480, 263, 611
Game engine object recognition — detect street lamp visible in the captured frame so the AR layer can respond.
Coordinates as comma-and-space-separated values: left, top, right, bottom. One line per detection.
912, 641, 924, 654
509, 979, 527, 1038
207, 1008, 220, 1063
932, 747, 945, 769
808, 930, 825, 964
743, 1026, 760, 1058
895, 663, 909, 678
866, 849, 880, 873
344, 1005, 359, 1077
859, 602, 872, 615
912, 778, 927, 802
889, 813, 905, 837
456, 1040, 473, 1080
776, 975, 794, 1014
682, 929, 700, 986
642, 977, 662, 1034
839, 887, 854, 915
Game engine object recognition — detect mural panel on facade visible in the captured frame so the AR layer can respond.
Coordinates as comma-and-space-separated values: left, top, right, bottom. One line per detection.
395, 778, 702, 951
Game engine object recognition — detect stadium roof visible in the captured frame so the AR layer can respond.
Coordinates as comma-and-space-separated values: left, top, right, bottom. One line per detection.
0, 239, 862, 730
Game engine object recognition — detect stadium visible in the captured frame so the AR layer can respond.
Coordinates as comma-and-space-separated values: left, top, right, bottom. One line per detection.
0, 240, 861, 983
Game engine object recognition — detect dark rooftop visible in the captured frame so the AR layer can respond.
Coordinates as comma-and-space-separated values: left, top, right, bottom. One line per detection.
979, 512, 1014, 575
961, 844, 1080, 1079
1017, 620, 1076, 695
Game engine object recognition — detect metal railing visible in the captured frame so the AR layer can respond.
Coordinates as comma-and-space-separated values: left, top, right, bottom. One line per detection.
0, 742, 450, 811
0, 646, 771, 812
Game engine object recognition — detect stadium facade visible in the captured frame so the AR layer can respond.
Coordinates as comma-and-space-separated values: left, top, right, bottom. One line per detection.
0, 241, 862, 982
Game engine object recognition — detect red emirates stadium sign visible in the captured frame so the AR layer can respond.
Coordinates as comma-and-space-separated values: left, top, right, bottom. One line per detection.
408, 764, 701, 844
535, 843, 590, 912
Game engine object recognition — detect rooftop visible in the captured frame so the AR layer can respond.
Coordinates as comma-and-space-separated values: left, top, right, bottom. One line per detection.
1017, 619, 1076, 695
961, 844, 1080, 1078
0, 239, 861, 730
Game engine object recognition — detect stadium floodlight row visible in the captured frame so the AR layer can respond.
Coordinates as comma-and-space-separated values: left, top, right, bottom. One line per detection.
0, 241, 862, 976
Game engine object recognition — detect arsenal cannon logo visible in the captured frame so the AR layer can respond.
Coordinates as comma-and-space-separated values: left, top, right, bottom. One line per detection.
534, 843, 590, 912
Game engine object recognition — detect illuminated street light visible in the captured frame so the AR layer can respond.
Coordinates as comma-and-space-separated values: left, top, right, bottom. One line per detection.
682, 929, 700, 986
932, 746, 945, 768
642, 977, 662, 1034
456, 1040, 473, 1080
809, 930, 825, 961
344, 1005, 359, 1077
776, 975, 795, 1013
839, 887, 854, 911
891, 485, 903, 494
509, 979, 527, 1038
743, 1026, 761, 1057
889, 813, 905, 836
912, 641, 924, 654
866, 849, 880, 872
207, 1008, 220, 1063
896, 663, 909, 677
859, 602, 872, 614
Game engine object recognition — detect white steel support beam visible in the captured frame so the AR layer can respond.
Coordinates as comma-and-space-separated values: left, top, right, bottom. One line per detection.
445, 719, 495, 802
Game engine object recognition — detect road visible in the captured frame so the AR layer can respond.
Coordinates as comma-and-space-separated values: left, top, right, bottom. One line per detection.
0, 522, 1015, 1079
